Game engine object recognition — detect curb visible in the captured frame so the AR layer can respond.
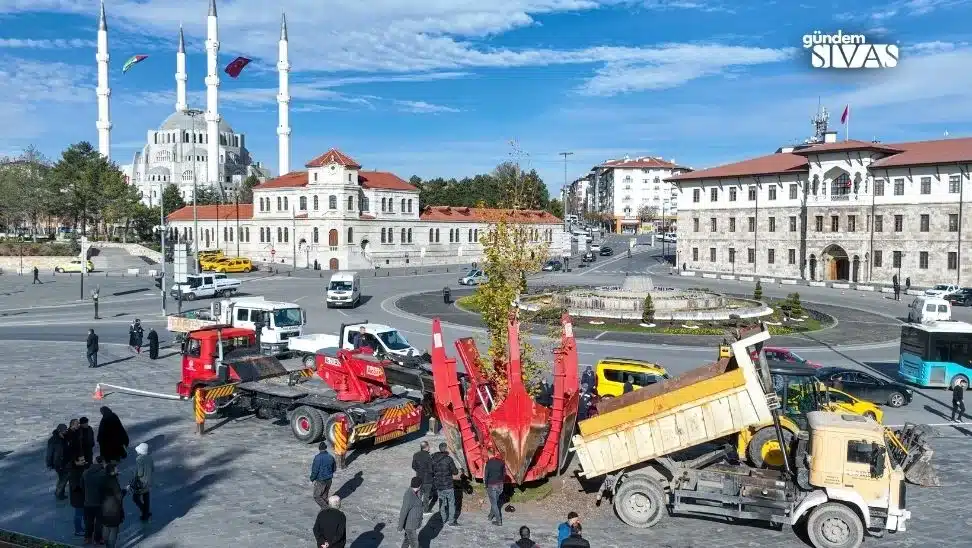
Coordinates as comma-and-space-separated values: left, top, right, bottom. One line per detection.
0, 529, 74, 548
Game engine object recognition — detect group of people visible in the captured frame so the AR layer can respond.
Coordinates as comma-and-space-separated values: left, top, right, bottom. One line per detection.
128, 319, 160, 359
45, 406, 153, 547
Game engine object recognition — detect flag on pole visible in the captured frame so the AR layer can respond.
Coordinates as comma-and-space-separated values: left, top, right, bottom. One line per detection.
841, 105, 850, 124
122, 55, 148, 73
224, 56, 252, 78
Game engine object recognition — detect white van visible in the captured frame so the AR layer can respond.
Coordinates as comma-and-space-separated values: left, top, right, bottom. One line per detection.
908, 296, 952, 323
326, 271, 361, 308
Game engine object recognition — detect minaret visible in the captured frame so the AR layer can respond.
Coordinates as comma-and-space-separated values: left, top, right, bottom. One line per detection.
175, 25, 187, 113
95, 1, 112, 159
204, 0, 220, 187
277, 13, 291, 176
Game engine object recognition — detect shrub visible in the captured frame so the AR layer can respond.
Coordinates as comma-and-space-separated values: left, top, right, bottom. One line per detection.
754, 280, 763, 301
788, 292, 803, 315
642, 294, 655, 323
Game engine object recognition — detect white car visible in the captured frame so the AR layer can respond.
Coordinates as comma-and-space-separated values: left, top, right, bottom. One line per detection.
459, 269, 487, 286
925, 284, 959, 297
591, 244, 602, 252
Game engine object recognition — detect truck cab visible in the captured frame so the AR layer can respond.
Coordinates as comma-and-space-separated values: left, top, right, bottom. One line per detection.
223, 297, 305, 356
176, 326, 256, 403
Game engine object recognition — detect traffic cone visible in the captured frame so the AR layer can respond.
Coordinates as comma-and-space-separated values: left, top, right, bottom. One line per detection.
93, 384, 104, 400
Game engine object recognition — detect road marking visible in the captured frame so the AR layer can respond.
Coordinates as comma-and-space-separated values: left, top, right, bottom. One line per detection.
294, 296, 308, 302
594, 331, 608, 340
336, 309, 348, 317
577, 249, 651, 276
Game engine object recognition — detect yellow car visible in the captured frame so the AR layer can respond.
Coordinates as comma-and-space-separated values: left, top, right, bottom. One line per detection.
214, 258, 253, 273
825, 387, 884, 423
200, 256, 231, 271
594, 357, 670, 397
54, 259, 94, 273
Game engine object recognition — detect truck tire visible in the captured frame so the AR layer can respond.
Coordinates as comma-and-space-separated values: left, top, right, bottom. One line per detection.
805, 502, 864, 548
747, 426, 794, 469
186, 292, 196, 301
302, 353, 317, 368
613, 476, 665, 528
291, 405, 325, 443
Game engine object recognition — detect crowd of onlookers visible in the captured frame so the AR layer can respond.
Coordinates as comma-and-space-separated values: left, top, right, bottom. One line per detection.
46, 406, 153, 547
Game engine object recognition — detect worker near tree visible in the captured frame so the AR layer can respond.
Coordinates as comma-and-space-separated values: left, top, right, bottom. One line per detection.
952, 382, 966, 422
310, 441, 337, 509
147, 328, 159, 360
623, 375, 635, 394
398, 476, 424, 548
484, 450, 505, 526
410, 441, 435, 512
431, 442, 460, 526
313, 495, 346, 548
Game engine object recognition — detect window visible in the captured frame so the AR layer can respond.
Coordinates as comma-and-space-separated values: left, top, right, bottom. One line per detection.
283, 228, 288, 243
874, 179, 885, 196
747, 248, 755, 263
361, 197, 369, 212
313, 195, 319, 210
789, 216, 797, 232
299, 196, 307, 211
435, 228, 440, 242
846, 441, 874, 465
312, 227, 319, 243
950, 175, 961, 193
407, 228, 413, 243
920, 251, 929, 269
748, 186, 756, 201
259, 228, 264, 243
949, 252, 958, 270
874, 250, 882, 267
429, 228, 434, 242
921, 177, 931, 194
768, 249, 775, 264
244, 227, 249, 242
710, 248, 716, 262
381, 228, 387, 243
815, 216, 823, 232
381, 198, 387, 212
768, 186, 777, 200
407, 199, 413, 213
747, 217, 755, 232
710, 187, 718, 201
388, 199, 394, 213
449, 229, 454, 243
789, 184, 798, 200
468, 229, 473, 242
693, 218, 700, 232
729, 187, 737, 201
347, 227, 353, 244
729, 217, 736, 232
401, 198, 406, 211
388, 228, 393, 243
875, 215, 883, 232
283, 197, 288, 210
277, 227, 282, 242
950, 214, 959, 232
788, 249, 796, 265
920, 214, 930, 232
692, 189, 700, 203
768, 217, 776, 232
892, 251, 902, 268
329, 195, 337, 210
276, 197, 282, 210
894, 215, 903, 232
831, 216, 839, 232
692, 247, 698, 261
893, 178, 905, 195
347, 196, 354, 211
847, 215, 856, 232
728, 248, 736, 263
710, 218, 717, 232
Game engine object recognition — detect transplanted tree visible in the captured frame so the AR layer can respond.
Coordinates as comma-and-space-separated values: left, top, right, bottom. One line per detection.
638, 204, 659, 224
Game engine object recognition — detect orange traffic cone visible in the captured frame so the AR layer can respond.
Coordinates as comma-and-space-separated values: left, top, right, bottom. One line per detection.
93, 384, 104, 400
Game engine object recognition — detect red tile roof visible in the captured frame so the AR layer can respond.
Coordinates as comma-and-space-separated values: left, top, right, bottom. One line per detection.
791, 139, 903, 156
359, 171, 418, 191
305, 148, 361, 169
419, 206, 561, 224
871, 136, 972, 168
254, 171, 308, 189
667, 153, 807, 182
599, 157, 688, 170
166, 204, 254, 222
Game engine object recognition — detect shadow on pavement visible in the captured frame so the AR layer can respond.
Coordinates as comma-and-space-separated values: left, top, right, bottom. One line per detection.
350, 522, 385, 547
335, 471, 364, 499
418, 512, 444, 547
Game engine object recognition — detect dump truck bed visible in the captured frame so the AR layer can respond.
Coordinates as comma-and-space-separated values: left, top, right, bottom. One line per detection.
573, 328, 775, 478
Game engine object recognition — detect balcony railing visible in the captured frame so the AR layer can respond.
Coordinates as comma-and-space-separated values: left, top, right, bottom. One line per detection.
831, 194, 850, 201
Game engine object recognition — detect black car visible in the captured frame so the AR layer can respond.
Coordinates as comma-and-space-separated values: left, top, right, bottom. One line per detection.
946, 287, 972, 306
582, 251, 596, 263
815, 367, 913, 408
599, 246, 614, 256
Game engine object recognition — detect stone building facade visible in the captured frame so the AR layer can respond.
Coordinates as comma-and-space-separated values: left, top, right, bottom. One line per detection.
671, 132, 972, 287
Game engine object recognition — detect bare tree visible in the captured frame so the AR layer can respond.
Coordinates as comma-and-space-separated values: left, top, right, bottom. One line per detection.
638, 204, 659, 224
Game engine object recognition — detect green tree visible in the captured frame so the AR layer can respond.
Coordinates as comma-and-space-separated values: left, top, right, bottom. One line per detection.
161, 184, 186, 214
754, 280, 763, 301
547, 198, 564, 219
101, 172, 141, 241
131, 203, 161, 242
50, 141, 123, 236
642, 294, 655, 323
193, 186, 222, 206
237, 174, 261, 204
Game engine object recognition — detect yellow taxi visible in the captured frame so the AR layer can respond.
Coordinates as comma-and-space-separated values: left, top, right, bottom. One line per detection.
200, 255, 231, 271
54, 258, 94, 273
825, 387, 884, 423
594, 357, 670, 398
213, 258, 254, 273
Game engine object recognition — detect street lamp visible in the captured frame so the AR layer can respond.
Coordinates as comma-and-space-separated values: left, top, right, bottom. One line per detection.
185, 108, 204, 273
155, 180, 168, 316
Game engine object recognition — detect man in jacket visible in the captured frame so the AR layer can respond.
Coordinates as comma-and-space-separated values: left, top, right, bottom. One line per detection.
580, 366, 595, 392
82, 456, 106, 545
147, 328, 159, 360
100, 464, 127, 548
351, 326, 369, 350
68, 455, 87, 537
431, 442, 460, 526
483, 451, 505, 526
313, 495, 347, 548
397, 477, 423, 548
129, 319, 144, 353
952, 382, 966, 422
86, 329, 99, 368
46, 423, 69, 499
410, 441, 435, 512
511, 526, 537, 548
560, 522, 590, 548
623, 376, 634, 394
97, 406, 130, 463
310, 441, 337, 509
557, 511, 580, 547
78, 417, 95, 465
33, 266, 40, 284
132, 443, 154, 521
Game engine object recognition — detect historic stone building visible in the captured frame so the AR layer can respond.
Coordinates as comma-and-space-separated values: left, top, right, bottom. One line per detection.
671, 128, 972, 287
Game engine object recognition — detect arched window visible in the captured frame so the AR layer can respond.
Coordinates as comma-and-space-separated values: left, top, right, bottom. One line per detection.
313, 227, 319, 243
182, 170, 193, 182
313, 195, 319, 210
401, 198, 406, 211
277, 227, 282, 242
244, 227, 249, 242
362, 197, 370, 212
284, 227, 289, 243
474, 229, 479, 242
329, 195, 337, 210
407, 228, 412, 243
388, 228, 394, 243
401, 228, 406, 242
435, 228, 440, 243
328, 229, 338, 247
407, 199, 413, 213
276, 197, 282, 210
449, 229, 454, 243
468, 229, 472, 242
346, 227, 354, 244
299, 196, 307, 210
429, 228, 434, 242
381, 198, 387, 212
347, 196, 354, 211
283, 197, 289, 210
381, 228, 387, 243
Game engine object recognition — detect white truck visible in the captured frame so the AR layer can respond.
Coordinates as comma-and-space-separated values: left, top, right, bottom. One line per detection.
166, 296, 305, 356
288, 321, 430, 370
170, 273, 242, 301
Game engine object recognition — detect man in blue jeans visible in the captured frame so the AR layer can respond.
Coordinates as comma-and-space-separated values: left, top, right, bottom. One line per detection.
310, 441, 336, 509
431, 442, 460, 526
483, 451, 505, 526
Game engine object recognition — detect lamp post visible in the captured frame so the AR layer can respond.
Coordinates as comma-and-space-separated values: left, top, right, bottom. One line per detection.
186, 108, 204, 273
559, 151, 573, 218
158, 181, 168, 316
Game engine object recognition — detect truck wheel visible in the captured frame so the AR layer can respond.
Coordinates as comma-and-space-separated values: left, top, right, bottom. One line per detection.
291, 405, 324, 443
748, 427, 794, 469
303, 354, 317, 368
186, 292, 196, 301
806, 503, 864, 548
613, 476, 665, 528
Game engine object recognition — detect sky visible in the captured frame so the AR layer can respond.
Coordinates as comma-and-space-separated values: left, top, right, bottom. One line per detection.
0, 0, 970, 197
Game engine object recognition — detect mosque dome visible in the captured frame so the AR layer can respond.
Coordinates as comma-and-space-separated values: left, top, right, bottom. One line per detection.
159, 110, 234, 133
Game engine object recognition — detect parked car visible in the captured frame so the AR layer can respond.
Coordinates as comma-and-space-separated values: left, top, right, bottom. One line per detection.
213, 258, 254, 273
946, 287, 972, 306
54, 259, 94, 273
599, 246, 614, 256
907, 296, 951, 323
925, 283, 959, 297
591, 243, 602, 252
541, 260, 563, 272
582, 251, 596, 263
824, 387, 884, 422
594, 357, 670, 398
749, 346, 821, 368
458, 269, 487, 286
815, 367, 914, 408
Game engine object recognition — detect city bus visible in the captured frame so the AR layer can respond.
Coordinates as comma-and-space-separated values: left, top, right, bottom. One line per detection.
898, 321, 972, 389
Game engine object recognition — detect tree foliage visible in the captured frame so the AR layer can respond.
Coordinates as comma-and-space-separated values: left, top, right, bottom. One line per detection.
237, 174, 261, 204
410, 162, 558, 217
642, 294, 655, 323
192, 186, 222, 206
754, 280, 763, 301
638, 204, 659, 223
161, 184, 186, 214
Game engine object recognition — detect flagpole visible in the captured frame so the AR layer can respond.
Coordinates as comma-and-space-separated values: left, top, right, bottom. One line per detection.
846, 106, 849, 141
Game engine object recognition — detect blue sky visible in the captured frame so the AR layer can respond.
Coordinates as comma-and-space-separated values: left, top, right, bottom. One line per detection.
1, 0, 970, 196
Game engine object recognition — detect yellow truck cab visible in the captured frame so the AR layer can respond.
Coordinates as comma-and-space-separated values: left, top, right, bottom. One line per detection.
595, 358, 670, 397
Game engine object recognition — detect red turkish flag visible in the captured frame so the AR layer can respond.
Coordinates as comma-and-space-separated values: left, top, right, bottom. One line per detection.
224, 56, 251, 78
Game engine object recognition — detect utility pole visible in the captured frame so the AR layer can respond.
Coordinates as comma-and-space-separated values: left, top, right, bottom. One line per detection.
159, 181, 167, 316
186, 108, 204, 273
559, 151, 573, 217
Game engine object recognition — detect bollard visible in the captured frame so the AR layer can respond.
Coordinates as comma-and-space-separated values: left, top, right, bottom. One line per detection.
386, 271, 389, 277
428, 416, 438, 435
443, 286, 452, 304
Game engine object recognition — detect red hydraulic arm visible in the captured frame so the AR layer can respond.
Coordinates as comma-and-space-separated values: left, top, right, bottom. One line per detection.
430, 319, 482, 477
529, 313, 580, 478
316, 349, 392, 402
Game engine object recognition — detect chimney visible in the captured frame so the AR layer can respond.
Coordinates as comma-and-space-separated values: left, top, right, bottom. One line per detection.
823, 131, 838, 144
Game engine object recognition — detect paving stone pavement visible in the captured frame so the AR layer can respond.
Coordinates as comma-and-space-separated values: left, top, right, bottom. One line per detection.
1, 340, 970, 547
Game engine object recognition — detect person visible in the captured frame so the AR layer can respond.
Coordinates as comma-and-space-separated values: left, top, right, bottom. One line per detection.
893, 280, 900, 301
92, 287, 100, 320
431, 442, 460, 526
560, 522, 590, 548
33, 265, 41, 284
66, 419, 84, 462
410, 441, 435, 512
97, 406, 130, 463
351, 326, 368, 350
129, 319, 144, 353
511, 525, 537, 548
46, 423, 70, 500
86, 329, 99, 368
484, 451, 505, 526
397, 476, 423, 548
952, 383, 966, 422
78, 417, 95, 465
623, 375, 635, 394
557, 511, 580, 547
131, 443, 153, 521
578, 383, 594, 421
82, 456, 106, 545
100, 463, 127, 548
310, 441, 337, 509
313, 495, 347, 548
147, 328, 159, 360
905, 277, 911, 292
68, 455, 87, 537
580, 366, 595, 391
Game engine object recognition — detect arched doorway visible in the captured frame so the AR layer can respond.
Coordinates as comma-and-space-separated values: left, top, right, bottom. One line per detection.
329, 258, 339, 270
821, 244, 850, 281
809, 254, 817, 280
852, 255, 860, 283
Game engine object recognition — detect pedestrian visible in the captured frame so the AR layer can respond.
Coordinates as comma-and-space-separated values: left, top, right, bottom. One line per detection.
100, 463, 127, 548
905, 277, 911, 292
557, 511, 580, 547
560, 522, 591, 548
92, 287, 100, 320
397, 476, 423, 548
431, 442, 460, 526
893, 282, 900, 301
131, 443, 153, 521
313, 495, 347, 548
46, 423, 70, 500
310, 441, 337, 510
82, 456, 106, 545
147, 328, 159, 360
68, 455, 87, 537
351, 326, 368, 350
78, 417, 95, 465
33, 266, 41, 284
410, 440, 435, 513
952, 383, 966, 422
96, 406, 130, 464
580, 366, 595, 392
484, 451, 505, 526
578, 383, 593, 421
129, 319, 144, 353
623, 375, 634, 394
511, 525, 537, 548
86, 329, 99, 368
66, 419, 82, 462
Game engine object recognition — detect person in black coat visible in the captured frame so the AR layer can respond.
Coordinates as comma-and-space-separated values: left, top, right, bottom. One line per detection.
410, 441, 435, 511
78, 417, 95, 465
952, 383, 966, 422
68, 455, 87, 537
147, 328, 159, 360
313, 495, 347, 548
129, 319, 144, 353
46, 423, 69, 499
97, 407, 129, 463
560, 522, 592, 548
86, 329, 99, 368
100, 464, 127, 548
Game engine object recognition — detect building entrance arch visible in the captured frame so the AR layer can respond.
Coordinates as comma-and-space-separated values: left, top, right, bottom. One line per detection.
821, 244, 850, 281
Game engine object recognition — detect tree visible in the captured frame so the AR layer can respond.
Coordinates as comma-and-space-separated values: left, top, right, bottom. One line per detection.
50, 141, 125, 236
642, 294, 655, 323
754, 280, 763, 301
548, 198, 564, 219
638, 204, 659, 224
161, 184, 186, 215
131, 203, 161, 242
237, 174, 261, 204
193, 186, 222, 206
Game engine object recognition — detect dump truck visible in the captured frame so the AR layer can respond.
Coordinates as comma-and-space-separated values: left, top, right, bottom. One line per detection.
572, 324, 935, 548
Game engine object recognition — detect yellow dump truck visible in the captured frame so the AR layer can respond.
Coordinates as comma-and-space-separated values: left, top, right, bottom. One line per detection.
572, 324, 927, 548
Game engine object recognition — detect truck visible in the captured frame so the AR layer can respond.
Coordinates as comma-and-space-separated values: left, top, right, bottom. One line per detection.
166, 296, 305, 356
169, 273, 242, 300
572, 324, 935, 548
289, 322, 430, 370
177, 326, 423, 459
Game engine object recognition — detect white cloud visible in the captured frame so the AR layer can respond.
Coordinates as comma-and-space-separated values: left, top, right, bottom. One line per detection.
394, 100, 460, 114
838, 0, 970, 22
0, 56, 92, 105
0, 37, 93, 48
